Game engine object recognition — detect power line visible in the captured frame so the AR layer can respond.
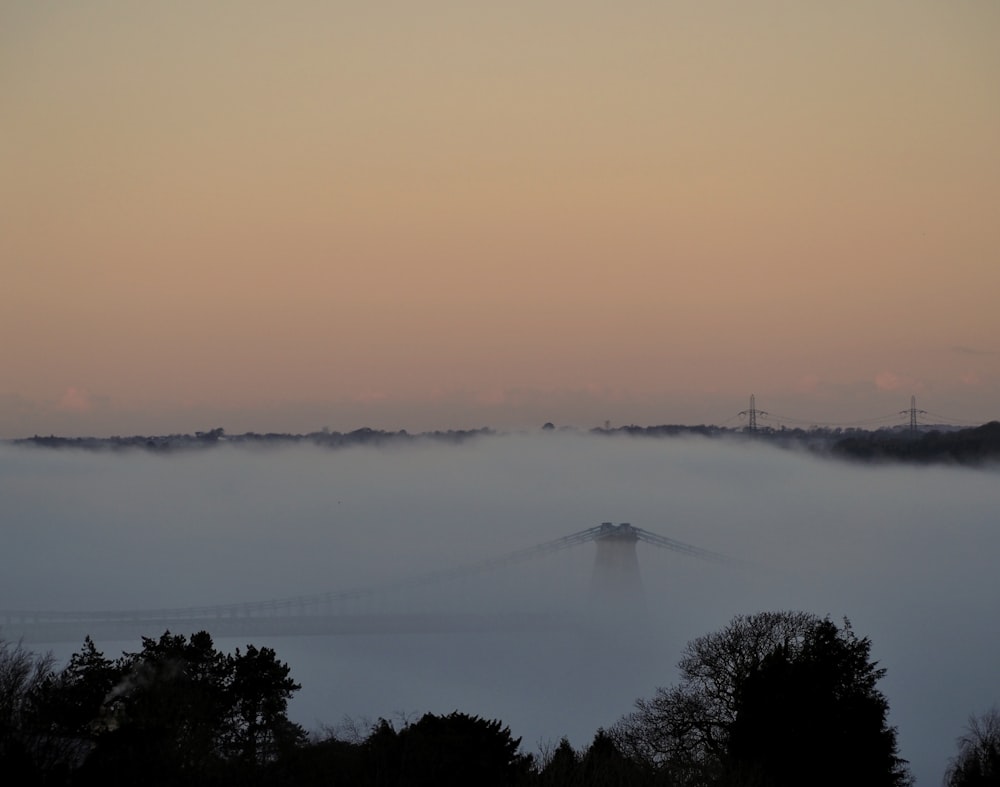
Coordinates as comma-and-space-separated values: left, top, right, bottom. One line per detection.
761, 411, 903, 429
730, 394, 988, 431
922, 410, 986, 427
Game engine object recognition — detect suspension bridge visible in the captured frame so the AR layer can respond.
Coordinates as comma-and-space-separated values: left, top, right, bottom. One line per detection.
2, 523, 733, 644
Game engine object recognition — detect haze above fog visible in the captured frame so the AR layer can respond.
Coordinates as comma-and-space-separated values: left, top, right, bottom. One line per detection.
2, 432, 997, 785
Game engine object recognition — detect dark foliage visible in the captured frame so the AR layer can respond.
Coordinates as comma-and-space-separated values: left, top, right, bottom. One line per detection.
1, 614, 937, 786
945, 708, 1000, 787
577, 728, 661, 786
613, 611, 911, 787
727, 618, 909, 787
536, 737, 580, 786
0, 638, 66, 782
2, 631, 303, 786
365, 711, 532, 787
832, 421, 1000, 465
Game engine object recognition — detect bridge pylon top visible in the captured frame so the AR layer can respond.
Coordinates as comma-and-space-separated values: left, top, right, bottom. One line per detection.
595, 522, 639, 541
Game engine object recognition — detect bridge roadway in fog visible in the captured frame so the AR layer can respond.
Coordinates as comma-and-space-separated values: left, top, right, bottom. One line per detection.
5, 612, 574, 646
3, 523, 734, 644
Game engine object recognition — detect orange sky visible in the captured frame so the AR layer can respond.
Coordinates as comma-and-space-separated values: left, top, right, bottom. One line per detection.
2, 1, 998, 436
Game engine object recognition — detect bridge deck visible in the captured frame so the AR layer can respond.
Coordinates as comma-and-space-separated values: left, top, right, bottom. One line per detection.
5, 611, 572, 645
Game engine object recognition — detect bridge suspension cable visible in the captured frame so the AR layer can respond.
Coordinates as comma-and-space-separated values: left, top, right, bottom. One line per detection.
1, 524, 733, 625
634, 527, 735, 563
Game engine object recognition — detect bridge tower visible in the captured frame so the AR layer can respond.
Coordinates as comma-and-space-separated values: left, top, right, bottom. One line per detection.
590, 522, 645, 615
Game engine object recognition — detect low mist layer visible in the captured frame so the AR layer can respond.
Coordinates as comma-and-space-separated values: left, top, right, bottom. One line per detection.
2, 433, 997, 785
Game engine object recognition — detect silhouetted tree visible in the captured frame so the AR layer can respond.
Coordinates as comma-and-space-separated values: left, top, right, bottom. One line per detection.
612, 612, 911, 787
29, 635, 121, 778
578, 728, 656, 786
224, 644, 305, 767
945, 707, 1000, 787
727, 617, 910, 786
273, 732, 367, 787
44, 636, 119, 734
75, 631, 303, 786
613, 611, 816, 784
0, 637, 59, 777
536, 737, 580, 786
362, 711, 530, 787
80, 631, 231, 784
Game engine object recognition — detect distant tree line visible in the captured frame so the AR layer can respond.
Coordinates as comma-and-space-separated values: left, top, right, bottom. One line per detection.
830, 420, 1000, 465
601, 421, 1000, 465
13, 421, 1000, 465
5, 611, 993, 786
13, 426, 495, 453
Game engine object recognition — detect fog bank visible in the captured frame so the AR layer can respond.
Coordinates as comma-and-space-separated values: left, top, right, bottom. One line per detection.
2, 433, 997, 784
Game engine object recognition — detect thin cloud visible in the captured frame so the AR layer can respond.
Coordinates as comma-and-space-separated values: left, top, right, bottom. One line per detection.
951, 345, 999, 357
874, 371, 925, 393
874, 371, 903, 391
56, 387, 94, 413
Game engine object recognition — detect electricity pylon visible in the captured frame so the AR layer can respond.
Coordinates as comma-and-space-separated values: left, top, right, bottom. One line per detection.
739, 394, 767, 433
900, 394, 926, 432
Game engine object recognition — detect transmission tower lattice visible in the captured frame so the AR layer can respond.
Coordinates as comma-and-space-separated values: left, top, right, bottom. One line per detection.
739, 394, 767, 433
901, 394, 927, 432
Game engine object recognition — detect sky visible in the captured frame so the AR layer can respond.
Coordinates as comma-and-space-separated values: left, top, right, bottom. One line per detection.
2, 433, 998, 786
2, 1, 999, 437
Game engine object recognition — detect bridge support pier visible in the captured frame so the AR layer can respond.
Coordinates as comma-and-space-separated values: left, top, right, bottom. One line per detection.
590, 522, 645, 618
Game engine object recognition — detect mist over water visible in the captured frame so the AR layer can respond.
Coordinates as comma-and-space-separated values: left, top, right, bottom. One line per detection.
2, 432, 998, 785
